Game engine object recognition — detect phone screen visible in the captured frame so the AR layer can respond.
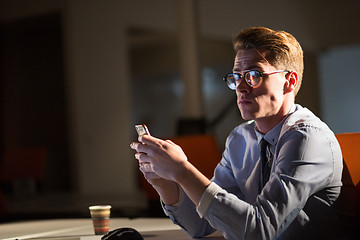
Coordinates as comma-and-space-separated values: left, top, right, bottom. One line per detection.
135, 124, 150, 136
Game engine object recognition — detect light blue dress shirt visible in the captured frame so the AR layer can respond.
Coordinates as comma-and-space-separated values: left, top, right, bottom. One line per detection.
163, 104, 343, 240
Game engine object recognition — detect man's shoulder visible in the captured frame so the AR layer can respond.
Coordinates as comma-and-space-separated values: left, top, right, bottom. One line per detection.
227, 121, 257, 143
280, 105, 331, 137
233, 120, 256, 134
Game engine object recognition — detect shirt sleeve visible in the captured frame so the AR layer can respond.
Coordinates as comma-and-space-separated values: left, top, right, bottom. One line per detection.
162, 187, 216, 238
197, 182, 223, 218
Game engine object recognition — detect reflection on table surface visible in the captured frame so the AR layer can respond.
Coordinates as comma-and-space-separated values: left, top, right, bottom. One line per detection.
0, 218, 224, 240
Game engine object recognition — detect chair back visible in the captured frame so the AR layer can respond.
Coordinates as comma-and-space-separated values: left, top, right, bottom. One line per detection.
334, 132, 360, 227
0, 147, 47, 215
336, 132, 360, 186
0, 147, 47, 182
170, 134, 221, 179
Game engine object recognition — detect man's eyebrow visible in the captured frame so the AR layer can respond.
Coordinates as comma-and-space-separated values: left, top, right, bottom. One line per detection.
233, 64, 262, 72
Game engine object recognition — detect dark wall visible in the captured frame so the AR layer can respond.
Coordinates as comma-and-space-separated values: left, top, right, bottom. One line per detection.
0, 13, 71, 192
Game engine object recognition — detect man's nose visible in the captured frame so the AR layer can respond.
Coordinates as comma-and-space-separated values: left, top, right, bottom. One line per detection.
236, 79, 250, 93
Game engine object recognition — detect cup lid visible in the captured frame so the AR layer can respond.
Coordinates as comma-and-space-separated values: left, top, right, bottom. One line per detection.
89, 205, 112, 210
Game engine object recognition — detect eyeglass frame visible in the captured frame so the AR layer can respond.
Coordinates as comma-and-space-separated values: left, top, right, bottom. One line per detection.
223, 69, 290, 90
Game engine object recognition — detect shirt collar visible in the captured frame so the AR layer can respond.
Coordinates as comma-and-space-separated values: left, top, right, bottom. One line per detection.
255, 104, 297, 147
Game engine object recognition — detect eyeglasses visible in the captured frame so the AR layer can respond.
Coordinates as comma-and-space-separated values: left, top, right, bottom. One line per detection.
223, 70, 290, 90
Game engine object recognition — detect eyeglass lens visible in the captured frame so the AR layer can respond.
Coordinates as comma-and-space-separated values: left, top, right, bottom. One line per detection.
225, 71, 262, 90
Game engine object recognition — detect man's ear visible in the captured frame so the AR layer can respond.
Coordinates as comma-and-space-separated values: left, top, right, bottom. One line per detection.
284, 71, 298, 94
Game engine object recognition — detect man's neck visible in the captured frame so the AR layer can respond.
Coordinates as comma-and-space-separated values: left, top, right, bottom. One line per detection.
255, 103, 295, 134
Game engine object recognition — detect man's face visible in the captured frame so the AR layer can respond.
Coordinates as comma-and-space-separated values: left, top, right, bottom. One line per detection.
233, 49, 289, 122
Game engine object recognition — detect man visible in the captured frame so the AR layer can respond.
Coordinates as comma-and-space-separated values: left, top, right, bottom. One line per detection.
130, 27, 343, 239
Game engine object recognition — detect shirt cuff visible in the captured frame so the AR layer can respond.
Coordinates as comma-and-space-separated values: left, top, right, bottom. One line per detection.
196, 182, 222, 218
162, 185, 185, 211
170, 185, 185, 208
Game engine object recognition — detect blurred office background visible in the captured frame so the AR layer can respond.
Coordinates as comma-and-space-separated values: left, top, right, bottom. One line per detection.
0, 0, 359, 221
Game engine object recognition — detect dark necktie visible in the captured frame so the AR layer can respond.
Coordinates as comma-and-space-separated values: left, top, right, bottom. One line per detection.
260, 138, 271, 187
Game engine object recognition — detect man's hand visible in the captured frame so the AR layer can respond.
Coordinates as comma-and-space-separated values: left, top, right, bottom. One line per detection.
131, 135, 188, 182
130, 135, 211, 206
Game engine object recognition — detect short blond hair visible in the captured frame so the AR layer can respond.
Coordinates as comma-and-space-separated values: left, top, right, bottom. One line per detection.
233, 27, 304, 96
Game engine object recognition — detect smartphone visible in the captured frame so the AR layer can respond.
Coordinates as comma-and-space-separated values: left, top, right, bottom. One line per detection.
135, 124, 150, 136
